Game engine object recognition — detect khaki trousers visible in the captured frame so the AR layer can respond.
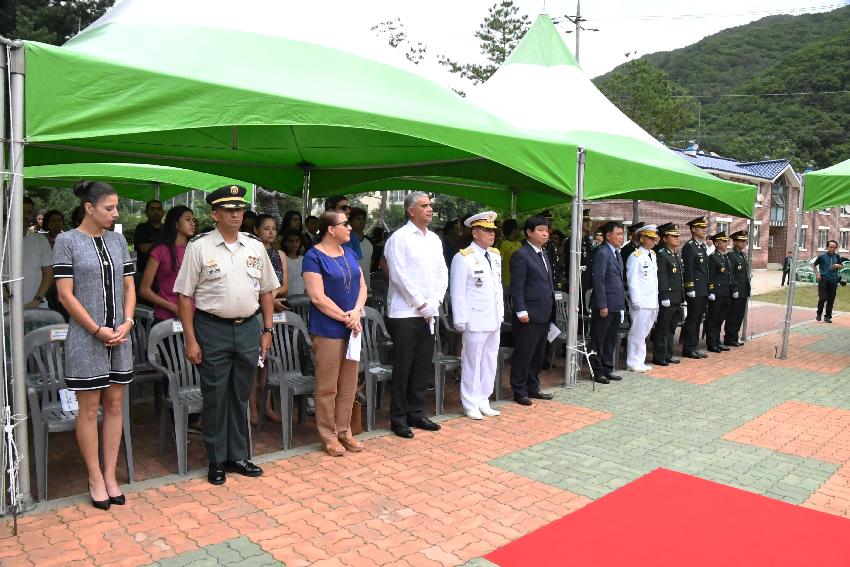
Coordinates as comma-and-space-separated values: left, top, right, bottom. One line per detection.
312, 336, 359, 448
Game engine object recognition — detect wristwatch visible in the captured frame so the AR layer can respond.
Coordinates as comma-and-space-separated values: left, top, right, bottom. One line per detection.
262, 327, 274, 334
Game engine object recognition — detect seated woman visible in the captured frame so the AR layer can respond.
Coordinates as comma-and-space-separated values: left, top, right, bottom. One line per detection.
139, 206, 196, 324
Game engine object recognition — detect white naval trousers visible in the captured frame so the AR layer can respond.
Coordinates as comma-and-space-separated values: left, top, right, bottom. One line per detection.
460, 329, 501, 413
626, 307, 658, 369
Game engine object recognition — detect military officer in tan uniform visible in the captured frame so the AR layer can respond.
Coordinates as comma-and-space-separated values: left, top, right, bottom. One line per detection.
174, 185, 279, 485
450, 212, 505, 420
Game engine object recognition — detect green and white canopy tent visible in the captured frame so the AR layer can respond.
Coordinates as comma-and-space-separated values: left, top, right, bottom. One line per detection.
780, 158, 850, 358
467, 14, 757, 384
23, 163, 253, 202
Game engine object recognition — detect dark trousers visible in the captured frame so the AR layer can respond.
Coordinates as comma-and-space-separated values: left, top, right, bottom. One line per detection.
817, 279, 839, 319
653, 304, 681, 362
781, 270, 789, 286
195, 315, 258, 464
388, 317, 433, 427
705, 295, 731, 349
682, 295, 707, 352
510, 320, 548, 398
590, 310, 619, 376
724, 297, 747, 344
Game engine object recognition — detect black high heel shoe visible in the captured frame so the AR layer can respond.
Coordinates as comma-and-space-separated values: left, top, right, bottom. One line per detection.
89, 484, 111, 511
108, 493, 126, 505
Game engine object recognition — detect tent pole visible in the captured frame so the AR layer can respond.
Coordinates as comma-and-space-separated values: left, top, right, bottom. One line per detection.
0, 40, 8, 517
300, 168, 311, 219
631, 199, 639, 224
779, 177, 805, 359
250, 184, 257, 210
564, 147, 585, 388
742, 206, 756, 342
153, 183, 160, 202
8, 44, 32, 510
511, 190, 518, 219
378, 191, 388, 231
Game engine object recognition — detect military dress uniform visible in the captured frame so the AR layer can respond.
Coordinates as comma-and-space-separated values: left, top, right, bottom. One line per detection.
682, 216, 710, 358
704, 232, 738, 352
173, 185, 279, 481
653, 223, 684, 365
724, 230, 750, 346
625, 225, 659, 371
450, 212, 505, 418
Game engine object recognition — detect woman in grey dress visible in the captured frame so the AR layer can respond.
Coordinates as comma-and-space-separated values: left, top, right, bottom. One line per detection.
54, 181, 136, 510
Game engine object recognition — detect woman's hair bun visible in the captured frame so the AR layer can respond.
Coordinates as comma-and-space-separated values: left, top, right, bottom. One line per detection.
73, 180, 116, 205
73, 180, 92, 198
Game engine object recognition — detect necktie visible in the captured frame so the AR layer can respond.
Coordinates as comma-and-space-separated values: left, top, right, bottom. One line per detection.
538, 251, 548, 274
484, 250, 491, 267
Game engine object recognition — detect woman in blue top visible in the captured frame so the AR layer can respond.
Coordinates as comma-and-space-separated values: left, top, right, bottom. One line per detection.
303, 210, 367, 456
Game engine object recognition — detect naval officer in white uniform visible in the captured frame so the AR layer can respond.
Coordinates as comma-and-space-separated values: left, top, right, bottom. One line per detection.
450, 212, 505, 420
625, 224, 659, 373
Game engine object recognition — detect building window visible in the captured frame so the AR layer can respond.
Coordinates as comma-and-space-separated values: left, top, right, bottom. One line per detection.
799, 227, 807, 250
716, 221, 729, 235
840, 231, 850, 251
752, 224, 760, 247
770, 179, 786, 224
818, 229, 829, 250
769, 234, 775, 248
388, 190, 410, 205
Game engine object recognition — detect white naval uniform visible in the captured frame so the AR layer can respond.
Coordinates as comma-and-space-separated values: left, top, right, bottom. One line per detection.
625, 246, 659, 369
450, 243, 504, 414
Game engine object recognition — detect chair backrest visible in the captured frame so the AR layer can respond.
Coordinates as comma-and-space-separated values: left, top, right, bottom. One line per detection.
146, 320, 200, 394
23, 324, 68, 411
21, 309, 65, 335
286, 294, 311, 323
130, 307, 155, 366
360, 306, 390, 364
554, 296, 569, 330
268, 311, 311, 374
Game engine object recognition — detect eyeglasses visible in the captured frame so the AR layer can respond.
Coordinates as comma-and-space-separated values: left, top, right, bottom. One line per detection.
338, 205, 351, 211
333, 220, 351, 228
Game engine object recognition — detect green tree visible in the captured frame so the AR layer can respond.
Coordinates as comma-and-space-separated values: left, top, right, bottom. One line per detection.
596, 59, 696, 141
0, 0, 115, 44
439, 0, 530, 85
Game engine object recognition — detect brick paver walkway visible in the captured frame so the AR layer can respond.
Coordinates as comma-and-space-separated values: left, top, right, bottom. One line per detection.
2, 315, 850, 566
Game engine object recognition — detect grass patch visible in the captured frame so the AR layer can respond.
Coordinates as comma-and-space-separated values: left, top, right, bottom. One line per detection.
755, 283, 850, 311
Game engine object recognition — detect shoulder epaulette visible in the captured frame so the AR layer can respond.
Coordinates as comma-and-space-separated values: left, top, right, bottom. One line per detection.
241, 231, 262, 242
633, 249, 642, 257
459, 247, 474, 256
189, 232, 210, 243
487, 247, 500, 255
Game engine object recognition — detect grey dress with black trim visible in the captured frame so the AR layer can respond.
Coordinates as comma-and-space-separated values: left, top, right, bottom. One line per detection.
53, 229, 135, 390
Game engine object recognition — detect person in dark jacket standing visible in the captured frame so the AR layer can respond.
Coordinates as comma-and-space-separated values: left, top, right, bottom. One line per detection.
589, 221, 626, 384
564, 209, 595, 296
781, 251, 793, 286
704, 232, 738, 353
652, 223, 684, 366
681, 216, 709, 359
509, 215, 556, 405
724, 230, 750, 346
620, 222, 645, 278
813, 240, 848, 323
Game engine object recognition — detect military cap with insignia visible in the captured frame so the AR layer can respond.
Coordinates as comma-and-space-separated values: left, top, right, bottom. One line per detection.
658, 223, 680, 237
636, 224, 658, 238
582, 208, 591, 218
464, 211, 498, 230
627, 221, 646, 234
709, 231, 729, 242
687, 216, 708, 228
206, 185, 248, 209
730, 230, 748, 241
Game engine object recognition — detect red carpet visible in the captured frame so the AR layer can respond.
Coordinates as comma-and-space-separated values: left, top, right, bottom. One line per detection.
486, 468, 850, 566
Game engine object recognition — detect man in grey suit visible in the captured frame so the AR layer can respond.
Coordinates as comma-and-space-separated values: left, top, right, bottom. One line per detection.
509, 215, 556, 406
589, 221, 626, 384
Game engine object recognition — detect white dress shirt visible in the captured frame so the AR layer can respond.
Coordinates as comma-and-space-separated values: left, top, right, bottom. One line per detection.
384, 220, 448, 318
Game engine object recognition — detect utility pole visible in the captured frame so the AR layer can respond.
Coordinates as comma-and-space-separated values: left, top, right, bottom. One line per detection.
556, 0, 600, 64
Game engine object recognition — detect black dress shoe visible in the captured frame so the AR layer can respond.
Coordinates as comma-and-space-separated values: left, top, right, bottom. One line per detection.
707, 346, 722, 353
697, 351, 708, 358
108, 493, 126, 506
514, 396, 533, 406
605, 373, 623, 381
208, 463, 226, 485
408, 416, 441, 431
732, 341, 745, 347
528, 391, 554, 400
682, 350, 701, 359
651, 359, 669, 367
592, 375, 610, 384
391, 425, 414, 438
718, 345, 730, 351
225, 460, 263, 477
666, 358, 681, 364
89, 484, 111, 510
825, 317, 833, 324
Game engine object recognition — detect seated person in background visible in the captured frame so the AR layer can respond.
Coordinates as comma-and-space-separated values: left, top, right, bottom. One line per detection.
134, 199, 165, 277
304, 215, 319, 248
281, 228, 306, 297
239, 210, 257, 234
348, 207, 372, 289
14, 197, 53, 310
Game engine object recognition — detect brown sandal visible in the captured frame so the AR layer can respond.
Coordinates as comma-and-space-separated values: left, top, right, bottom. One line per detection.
338, 437, 365, 452
324, 444, 346, 457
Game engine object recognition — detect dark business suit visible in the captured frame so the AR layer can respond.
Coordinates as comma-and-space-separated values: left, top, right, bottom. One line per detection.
724, 249, 750, 345
509, 241, 555, 398
781, 255, 792, 286
590, 243, 626, 377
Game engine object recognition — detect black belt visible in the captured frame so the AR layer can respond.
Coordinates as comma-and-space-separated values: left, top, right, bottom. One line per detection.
196, 309, 254, 326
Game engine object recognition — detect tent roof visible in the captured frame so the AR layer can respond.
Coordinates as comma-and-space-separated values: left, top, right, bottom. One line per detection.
22, 0, 574, 212
468, 14, 756, 217
804, 158, 850, 211
23, 163, 252, 201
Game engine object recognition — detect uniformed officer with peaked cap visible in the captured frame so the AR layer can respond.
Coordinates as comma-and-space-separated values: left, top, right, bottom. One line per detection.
653, 223, 684, 365
621, 221, 646, 271
174, 184, 280, 485
704, 231, 738, 353
450, 211, 505, 419
625, 224, 659, 372
724, 230, 750, 347
681, 216, 710, 358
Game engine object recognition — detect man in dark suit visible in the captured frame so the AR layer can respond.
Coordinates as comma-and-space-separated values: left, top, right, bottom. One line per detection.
564, 209, 595, 295
781, 251, 792, 286
509, 215, 556, 406
724, 230, 750, 346
589, 221, 626, 384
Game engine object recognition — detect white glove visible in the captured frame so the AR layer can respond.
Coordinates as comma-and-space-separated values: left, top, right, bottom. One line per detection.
708, 294, 716, 301
661, 299, 671, 307
418, 303, 439, 318
454, 323, 466, 332
733, 292, 740, 299
686, 291, 696, 298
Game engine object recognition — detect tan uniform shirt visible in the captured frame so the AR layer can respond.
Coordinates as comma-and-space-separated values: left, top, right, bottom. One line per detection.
173, 228, 280, 319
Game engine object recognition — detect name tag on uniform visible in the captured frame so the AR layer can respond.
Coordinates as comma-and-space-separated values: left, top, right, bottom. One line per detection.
204, 258, 220, 276
473, 270, 484, 275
